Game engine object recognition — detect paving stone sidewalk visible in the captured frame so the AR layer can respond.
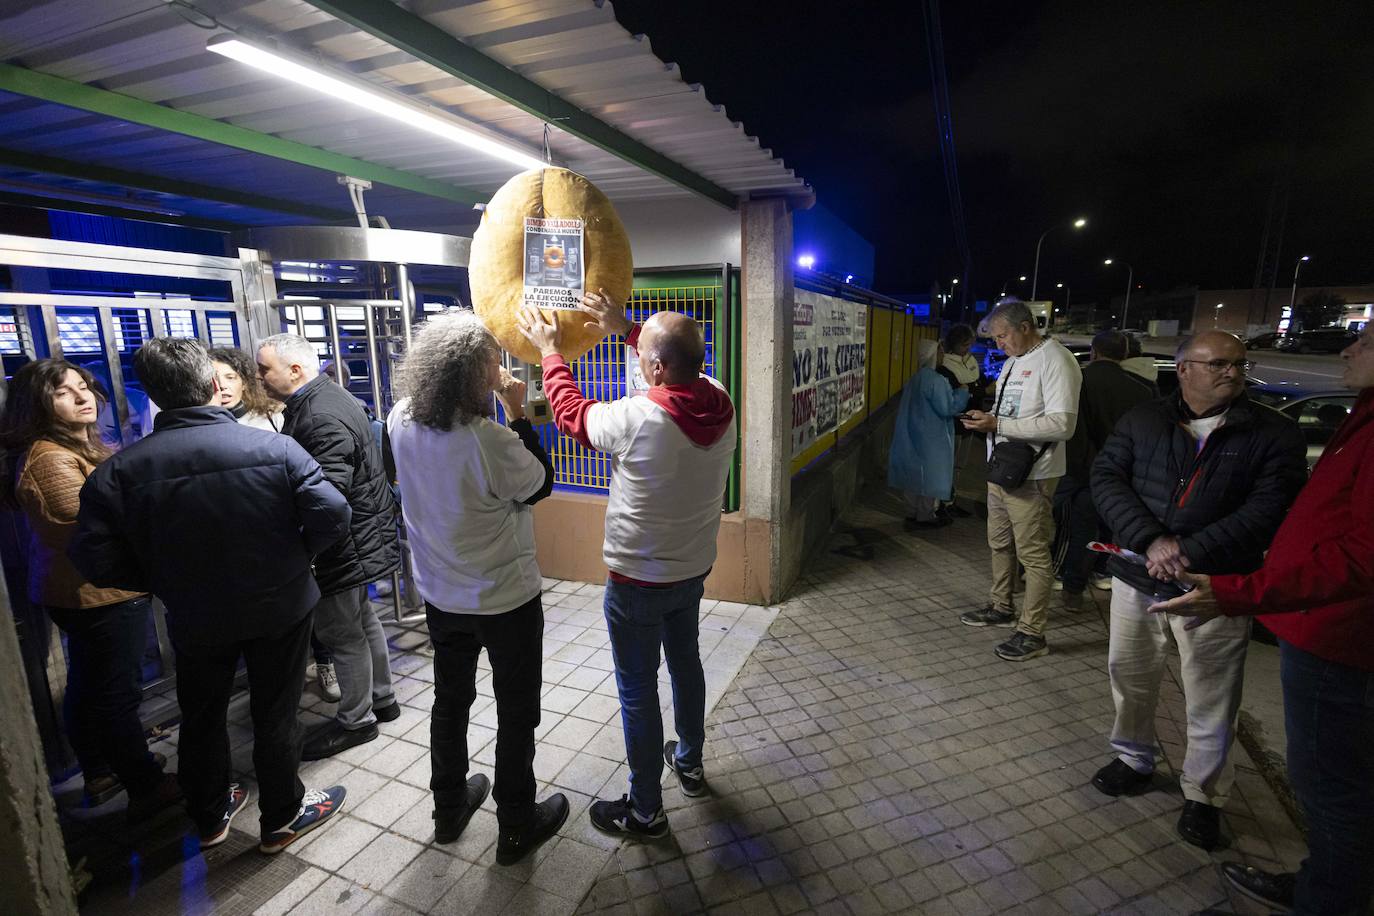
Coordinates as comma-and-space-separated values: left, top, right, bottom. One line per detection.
574, 488, 1305, 916
57, 483, 1305, 915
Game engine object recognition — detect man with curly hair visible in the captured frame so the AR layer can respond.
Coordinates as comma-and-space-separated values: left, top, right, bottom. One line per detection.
385, 311, 567, 865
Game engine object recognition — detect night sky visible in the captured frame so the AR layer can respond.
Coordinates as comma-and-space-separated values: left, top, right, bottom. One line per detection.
609, 1, 1374, 308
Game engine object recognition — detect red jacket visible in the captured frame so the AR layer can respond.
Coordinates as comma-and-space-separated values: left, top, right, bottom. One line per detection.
1214, 388, 1374, 670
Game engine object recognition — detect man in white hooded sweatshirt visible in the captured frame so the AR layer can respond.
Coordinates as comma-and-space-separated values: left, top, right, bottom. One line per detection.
519, 291, 736, 839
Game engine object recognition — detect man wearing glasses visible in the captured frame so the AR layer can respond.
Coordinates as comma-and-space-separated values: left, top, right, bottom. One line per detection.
1088, 331, 1307, 850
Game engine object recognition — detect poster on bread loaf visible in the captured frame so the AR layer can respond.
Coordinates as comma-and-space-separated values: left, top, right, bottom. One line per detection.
792, 290, 867, 458
522, 217, 584, 310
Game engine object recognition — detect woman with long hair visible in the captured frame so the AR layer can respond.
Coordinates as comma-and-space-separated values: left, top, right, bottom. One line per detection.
208, 346, 283, 432
385, 311, 566, 864
0, 358, 180, 819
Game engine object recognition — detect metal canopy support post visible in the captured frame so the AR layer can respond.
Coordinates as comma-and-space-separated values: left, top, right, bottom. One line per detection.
302, 0, 739, 210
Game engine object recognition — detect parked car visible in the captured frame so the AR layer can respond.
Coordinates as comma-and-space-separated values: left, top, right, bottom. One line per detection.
1245, 332, 1281, 350
1276, 327, 1357, 354
1277, 391, 1358, 470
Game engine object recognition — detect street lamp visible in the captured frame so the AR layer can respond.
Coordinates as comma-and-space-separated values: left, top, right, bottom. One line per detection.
1057, 282, 1072, 318
1213, 302, 1224, 329
1103, 258, 1136, 329
1031, 218, 1087, 301
1288, 255, 1311, 330
999, 275, 1028, 297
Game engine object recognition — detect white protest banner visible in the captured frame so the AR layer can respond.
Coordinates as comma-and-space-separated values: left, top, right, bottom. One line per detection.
792, 290, 867, 459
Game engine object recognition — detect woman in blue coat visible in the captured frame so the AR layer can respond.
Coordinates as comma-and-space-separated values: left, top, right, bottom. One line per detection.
889, 339, 970, 528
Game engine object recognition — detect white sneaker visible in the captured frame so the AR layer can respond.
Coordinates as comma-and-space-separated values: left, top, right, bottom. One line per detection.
304, 661, 318, 685
1092, 575, 1114, 591
373, 579, 394, 598
317, 663, 341, 702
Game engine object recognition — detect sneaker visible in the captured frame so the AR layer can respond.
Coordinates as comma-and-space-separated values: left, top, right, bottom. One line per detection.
260, 786, 346, 854
959, 606, 1016, 628
1051, 578, 1065, 591
200, 784, 250, 848
1220, 862, 1295, 910
126, 772, 184, 824
589, 795, 669, 839
373, 579, 394, 598
995, 631, 1049, 661
304, 661, 318, 685
1091, 759, 1153, 797
317, 662, 341, 702
1091, 575, 1114, 591
301, 722, 378, 761
83, 773, 123, 806
663, 741, 706, 797
434, 774, 490, 844
495, 793, 569, 866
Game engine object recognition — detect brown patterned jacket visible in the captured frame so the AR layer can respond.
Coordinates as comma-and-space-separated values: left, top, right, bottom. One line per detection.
16, 439, 144, 610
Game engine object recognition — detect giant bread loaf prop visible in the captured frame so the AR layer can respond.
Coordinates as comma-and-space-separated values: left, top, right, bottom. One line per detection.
470, 167, 633, 364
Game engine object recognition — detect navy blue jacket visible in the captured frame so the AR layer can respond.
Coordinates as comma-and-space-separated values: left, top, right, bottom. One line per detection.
69, 406, 351, 646
281, 375, 400, 596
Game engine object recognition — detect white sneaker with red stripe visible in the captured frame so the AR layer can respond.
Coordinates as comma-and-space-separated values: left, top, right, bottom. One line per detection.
259, 785, 346, 855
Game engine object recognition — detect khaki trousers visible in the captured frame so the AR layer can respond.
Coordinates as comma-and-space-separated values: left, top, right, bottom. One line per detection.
1108, 579, 1251, 806
986, 477, 1058, 636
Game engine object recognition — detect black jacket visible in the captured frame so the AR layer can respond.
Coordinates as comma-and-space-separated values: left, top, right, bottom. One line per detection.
69, 407, 351, 646
282, 375, 400, 596
1091, 391, 1307, 596
1064, 360, 1157, 482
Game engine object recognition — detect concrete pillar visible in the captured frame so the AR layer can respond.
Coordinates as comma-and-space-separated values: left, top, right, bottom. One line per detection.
0, 572, 78, 915
740, 198, 794, 602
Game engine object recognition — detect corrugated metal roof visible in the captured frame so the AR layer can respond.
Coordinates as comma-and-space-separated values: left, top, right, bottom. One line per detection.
0, 0, 811, 227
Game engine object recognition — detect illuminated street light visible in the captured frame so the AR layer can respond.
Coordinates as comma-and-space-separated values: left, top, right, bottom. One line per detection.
1214, 302, 1225, 329
1104, 258, 1136, 328
797, 254, 816, 269
1031, 217, 1087, 300
1288, 255, 1311, 328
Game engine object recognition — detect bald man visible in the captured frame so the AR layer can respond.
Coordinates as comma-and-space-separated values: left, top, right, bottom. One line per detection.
1090, 331, 1306, 850
519, 294, 736, 839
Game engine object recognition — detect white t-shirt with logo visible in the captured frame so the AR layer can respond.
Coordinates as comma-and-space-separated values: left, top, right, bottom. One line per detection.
988, 337, 1082, 480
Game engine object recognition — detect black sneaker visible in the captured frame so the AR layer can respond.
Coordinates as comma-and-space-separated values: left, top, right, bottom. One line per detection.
589, 795, 669, 839
1090, 759, 1153, 797
434, 774, 490, 844
663, 741, 706, 797
259, 785, 346, 854
301, 722, 378, 761
200, 784, 250, 848
495, 794, 569, 866
959, 606, 1016, 628
1220, 862, 1295, 910
995, 631, 1048, 661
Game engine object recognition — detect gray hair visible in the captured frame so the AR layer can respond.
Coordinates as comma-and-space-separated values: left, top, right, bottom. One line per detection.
395, 310, 499, 430
258, 333, 320, 374
985, 298, 1035, 331
134, 337, 214, 410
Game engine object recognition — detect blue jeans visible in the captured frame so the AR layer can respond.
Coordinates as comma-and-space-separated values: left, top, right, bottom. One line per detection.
1282, 640, 1374, 916
604, 575, 707, 816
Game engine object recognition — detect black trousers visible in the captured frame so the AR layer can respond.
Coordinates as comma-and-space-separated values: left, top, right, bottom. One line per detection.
173, 611, 312, 834
48, 597, 162, 796
426, 596, 542, 828
1052, 477, 1103, 593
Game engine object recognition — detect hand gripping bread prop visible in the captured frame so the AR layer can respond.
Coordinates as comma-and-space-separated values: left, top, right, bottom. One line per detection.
470, 168, 633, 364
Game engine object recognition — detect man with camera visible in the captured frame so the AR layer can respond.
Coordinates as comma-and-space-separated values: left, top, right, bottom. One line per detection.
959, 299, 1081, 661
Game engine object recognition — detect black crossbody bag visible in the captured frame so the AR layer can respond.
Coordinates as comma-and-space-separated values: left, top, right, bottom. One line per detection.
986, 358, 1050, 489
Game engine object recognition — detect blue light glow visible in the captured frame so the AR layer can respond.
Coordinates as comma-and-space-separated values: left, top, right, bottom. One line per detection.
796, 254, 816, 269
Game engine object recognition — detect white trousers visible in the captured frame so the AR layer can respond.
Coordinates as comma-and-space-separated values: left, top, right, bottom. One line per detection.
1108, 578, 1251, 806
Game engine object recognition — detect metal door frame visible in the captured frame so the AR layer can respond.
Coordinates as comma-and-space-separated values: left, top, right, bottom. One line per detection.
0, 233, 273, 727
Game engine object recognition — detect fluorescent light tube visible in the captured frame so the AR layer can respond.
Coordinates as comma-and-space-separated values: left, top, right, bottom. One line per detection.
208, 35, 547, 173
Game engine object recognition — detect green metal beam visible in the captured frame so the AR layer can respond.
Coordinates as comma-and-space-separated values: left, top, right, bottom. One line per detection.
302, 0, 739, 210
0, 148, 353, 222
0, 62, 485, 206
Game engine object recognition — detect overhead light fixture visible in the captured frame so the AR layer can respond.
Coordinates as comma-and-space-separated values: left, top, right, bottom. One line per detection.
207, 35, 547, 172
